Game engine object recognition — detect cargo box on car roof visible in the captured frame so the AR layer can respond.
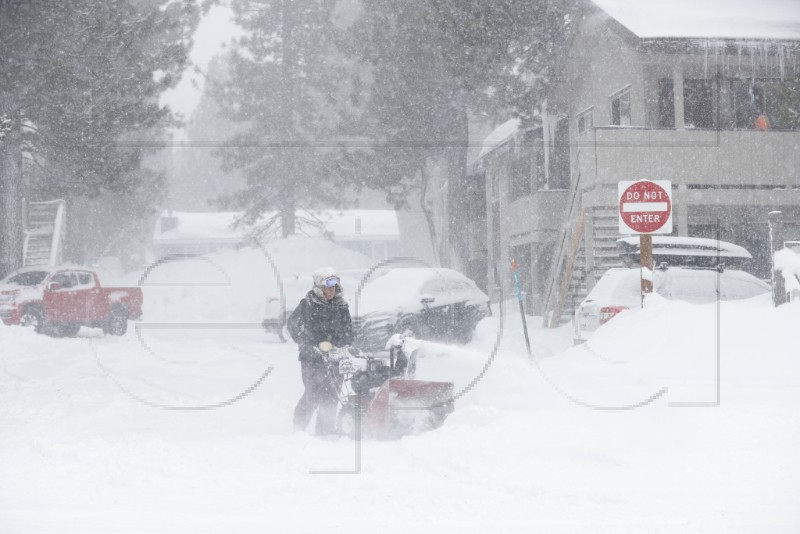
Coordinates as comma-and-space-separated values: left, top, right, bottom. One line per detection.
616, 236, 753, 269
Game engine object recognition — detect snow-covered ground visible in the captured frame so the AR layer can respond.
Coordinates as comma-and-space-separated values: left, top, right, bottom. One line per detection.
2, 245, 799, 533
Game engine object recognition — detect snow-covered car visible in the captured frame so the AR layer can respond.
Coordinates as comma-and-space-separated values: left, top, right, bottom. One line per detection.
352, 267, 491, 351
573, 266, 770, 343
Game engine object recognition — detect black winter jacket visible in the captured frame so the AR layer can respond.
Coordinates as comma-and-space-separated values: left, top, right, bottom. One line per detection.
287, 290, 353, 362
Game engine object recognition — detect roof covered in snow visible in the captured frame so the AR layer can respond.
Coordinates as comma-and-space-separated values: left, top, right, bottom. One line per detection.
477, 118, 520, 159
592, 0, 800, 40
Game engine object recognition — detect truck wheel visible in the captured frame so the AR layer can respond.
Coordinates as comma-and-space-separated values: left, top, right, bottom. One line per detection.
107, 307, 128, 336
20, 306, 45, 334
56, 324, 81, 337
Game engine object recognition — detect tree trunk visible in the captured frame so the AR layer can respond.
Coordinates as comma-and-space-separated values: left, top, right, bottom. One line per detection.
446, 105, 470, 273
419, 162, 440, 266
0, 98, 23, 278
281, 200, 296, 237
278, 0, 296, 239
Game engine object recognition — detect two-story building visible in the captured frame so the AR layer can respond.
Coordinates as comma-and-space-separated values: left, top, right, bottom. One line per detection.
473, 0, 800, 321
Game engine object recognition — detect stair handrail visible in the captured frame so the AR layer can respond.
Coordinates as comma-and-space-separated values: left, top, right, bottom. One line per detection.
541, 166, 584, 328
49, 200, 65, 266
548, 209, 584, 328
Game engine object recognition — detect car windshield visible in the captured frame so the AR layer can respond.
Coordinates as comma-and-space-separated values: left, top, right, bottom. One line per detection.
4, 271, 49, 287
663, 273, 718, 303
721, 275, 770, 300
659, 270, 769, 303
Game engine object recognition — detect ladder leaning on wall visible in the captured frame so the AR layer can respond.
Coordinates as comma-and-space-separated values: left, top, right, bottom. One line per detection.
22, 199, 66, 267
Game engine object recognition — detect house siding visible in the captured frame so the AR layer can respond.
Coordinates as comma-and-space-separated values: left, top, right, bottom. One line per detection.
471, 7, 800, 320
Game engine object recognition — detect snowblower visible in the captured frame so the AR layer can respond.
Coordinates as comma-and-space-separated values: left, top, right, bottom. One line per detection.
316, 335, 454, 439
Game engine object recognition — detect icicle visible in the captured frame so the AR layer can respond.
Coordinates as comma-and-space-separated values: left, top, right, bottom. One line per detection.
778, 43, 785, 80
737, 43, 743, 78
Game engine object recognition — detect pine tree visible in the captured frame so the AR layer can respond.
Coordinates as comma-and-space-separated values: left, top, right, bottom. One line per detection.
212, 0, 358, 238
341, 0, 582, 272
0, 0, 199, 274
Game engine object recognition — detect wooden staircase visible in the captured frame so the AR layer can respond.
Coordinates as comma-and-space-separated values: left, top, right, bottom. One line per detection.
588, 207, 626, 283
23, 200, 65, 266
541, 177, 587, 327
542, 200, 631, 327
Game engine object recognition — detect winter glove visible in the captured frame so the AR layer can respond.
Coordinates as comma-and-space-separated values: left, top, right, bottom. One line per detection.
338, 357, 355, 375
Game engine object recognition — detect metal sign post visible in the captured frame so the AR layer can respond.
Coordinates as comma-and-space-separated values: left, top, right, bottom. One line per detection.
639, 234, 653, 305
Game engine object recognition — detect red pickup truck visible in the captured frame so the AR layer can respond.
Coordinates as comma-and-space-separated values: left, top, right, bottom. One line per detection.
0, 265, 143, 336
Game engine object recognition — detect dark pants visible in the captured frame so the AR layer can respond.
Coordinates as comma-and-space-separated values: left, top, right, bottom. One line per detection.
293, 360, 342, 434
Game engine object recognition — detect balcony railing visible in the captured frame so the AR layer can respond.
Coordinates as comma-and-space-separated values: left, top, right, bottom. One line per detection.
576, 127, 800, 190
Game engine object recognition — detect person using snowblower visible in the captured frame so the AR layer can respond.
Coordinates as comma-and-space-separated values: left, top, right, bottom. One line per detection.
287, 267, 353, 435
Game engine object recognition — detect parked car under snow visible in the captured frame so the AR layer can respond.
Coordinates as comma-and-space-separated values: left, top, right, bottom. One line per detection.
352, 267, 491, 351
573, 265, 770, 343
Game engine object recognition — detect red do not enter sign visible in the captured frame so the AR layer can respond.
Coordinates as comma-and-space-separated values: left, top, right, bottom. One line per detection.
618, 180, 673, 234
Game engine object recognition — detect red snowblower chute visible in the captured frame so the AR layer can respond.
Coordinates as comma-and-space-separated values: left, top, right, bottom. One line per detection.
316, 336, 454, 439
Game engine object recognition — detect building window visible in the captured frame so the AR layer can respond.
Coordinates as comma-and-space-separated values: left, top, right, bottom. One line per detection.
610, 86, 631, 126
730, 78, 796, 130
684, 78, 716, 129
508, 157, 532, 202
657, 78, 675, 128
576, 107, 594, 135
548, 117, 570, 189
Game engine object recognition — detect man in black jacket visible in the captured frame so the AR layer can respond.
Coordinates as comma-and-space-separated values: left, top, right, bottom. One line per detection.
287, 267, 353, 434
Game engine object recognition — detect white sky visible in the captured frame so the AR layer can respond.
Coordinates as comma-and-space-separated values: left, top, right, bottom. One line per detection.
160, 4, 242, 122
592, 0, 800, 39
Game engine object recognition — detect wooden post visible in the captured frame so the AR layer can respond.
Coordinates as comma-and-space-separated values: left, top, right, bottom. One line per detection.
640, 234, 653, 306
769, 211, 786, 307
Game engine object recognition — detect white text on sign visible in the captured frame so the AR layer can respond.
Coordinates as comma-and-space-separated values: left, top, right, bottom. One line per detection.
624, 191, 667, 201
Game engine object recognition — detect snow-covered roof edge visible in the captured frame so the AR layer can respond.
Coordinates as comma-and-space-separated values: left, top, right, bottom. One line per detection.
591, 0, 800, 41
476, 118, 521, 160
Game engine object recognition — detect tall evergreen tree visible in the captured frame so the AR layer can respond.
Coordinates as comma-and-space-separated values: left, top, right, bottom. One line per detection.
343, 0, 582, 271
213, 0, 358, 238
0, 0, 199, 275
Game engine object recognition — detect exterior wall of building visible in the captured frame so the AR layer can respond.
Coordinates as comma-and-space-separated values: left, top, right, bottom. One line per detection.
472, 8, 800, 316
476, 130, 568, 311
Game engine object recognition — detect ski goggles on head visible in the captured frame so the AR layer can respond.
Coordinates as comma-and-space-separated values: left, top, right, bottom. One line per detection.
323, 276, 340, 288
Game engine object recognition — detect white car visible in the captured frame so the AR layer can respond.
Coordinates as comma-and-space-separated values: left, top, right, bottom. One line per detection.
573, 266, 770, 343
353, 267, 491, 351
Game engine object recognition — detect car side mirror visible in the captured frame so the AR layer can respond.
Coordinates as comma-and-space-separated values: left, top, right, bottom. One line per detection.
47, 282, 61, 291
420, 294, 435, 305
